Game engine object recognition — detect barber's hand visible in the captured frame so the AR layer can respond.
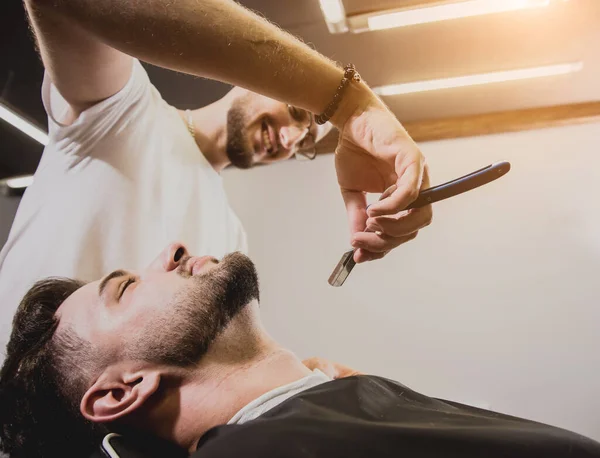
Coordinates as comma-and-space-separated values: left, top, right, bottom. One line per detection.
303, 357, 363, 379
332, 87, 433, 263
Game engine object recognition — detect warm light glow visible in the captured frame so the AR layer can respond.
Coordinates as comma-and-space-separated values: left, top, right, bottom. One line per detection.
5, 175, 34, 189
373, 62, 583, 96
367, 0, 550, 31
0, 104, 49, 146
319, 0, 346, 24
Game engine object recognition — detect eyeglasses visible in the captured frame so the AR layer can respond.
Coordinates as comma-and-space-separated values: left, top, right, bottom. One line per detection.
288, 105, 317, 161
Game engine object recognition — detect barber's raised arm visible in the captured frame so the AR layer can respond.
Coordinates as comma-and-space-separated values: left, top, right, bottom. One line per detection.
25, 0, 344, 118
26, 0, 433, 262
24, 0, 133, 117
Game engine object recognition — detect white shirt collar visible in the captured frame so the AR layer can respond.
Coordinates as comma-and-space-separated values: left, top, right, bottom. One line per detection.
228, 369, 331, 425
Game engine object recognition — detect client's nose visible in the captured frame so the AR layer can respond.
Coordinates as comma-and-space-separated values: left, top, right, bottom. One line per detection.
149, 242, 189, 272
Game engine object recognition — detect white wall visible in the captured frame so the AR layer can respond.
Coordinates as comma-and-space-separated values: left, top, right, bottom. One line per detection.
223, 122, 600, 441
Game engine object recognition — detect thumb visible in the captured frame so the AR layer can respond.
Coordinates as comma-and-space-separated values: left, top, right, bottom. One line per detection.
341, 189, 368, 238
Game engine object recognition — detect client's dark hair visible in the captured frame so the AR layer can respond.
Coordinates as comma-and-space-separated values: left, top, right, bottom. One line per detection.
0, 278, 108, 457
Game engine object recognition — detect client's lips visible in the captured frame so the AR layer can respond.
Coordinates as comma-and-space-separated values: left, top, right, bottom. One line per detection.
191, 256, 217, 275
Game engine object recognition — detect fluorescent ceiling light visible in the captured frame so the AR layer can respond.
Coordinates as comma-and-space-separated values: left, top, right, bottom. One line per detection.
0, 103, 49, 146
364, 0, 550, 32
319, 0, 348, 33
319, 0, 346, 23
373, 62, 583, 96
5, 175, 34, 189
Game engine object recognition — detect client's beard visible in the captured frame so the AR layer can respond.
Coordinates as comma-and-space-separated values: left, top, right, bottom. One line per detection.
127, 252, 259, 367
225, 99, 255, 169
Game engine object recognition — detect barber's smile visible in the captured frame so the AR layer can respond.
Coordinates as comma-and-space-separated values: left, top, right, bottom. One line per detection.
259, 118, 278, 157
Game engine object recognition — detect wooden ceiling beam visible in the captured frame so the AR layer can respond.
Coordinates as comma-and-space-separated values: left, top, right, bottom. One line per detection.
315, 101, 600, 154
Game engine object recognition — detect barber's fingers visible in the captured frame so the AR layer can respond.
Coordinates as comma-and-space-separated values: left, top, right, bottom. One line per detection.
354, 248, 388, 263
419, 162, 432, 191
367, 156, 427, 218
353, 232, 418, 254
302, 357, 364, 379
365, 206, 432, 238
341, 189, 368, 238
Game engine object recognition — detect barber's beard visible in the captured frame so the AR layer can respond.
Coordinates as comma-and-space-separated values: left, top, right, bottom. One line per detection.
127, 252, 260, 367
225, 101, 255, 169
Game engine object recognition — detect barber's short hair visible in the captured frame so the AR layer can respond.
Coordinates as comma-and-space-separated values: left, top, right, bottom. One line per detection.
0, 278, 107, 458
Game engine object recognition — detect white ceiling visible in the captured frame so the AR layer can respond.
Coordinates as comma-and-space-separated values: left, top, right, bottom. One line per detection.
242, 0, 600, 122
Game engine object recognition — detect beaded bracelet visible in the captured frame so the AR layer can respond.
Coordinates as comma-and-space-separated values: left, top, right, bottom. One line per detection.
315, 64, 362, 125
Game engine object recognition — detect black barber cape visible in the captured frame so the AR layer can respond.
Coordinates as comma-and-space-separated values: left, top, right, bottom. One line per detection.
193, 376, 600, 458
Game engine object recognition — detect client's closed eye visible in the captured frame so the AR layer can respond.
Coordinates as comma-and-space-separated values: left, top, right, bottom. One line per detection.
119, 278, 136, 299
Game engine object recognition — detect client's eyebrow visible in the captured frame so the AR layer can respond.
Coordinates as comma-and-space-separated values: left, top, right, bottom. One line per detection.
98, 270, 128, 298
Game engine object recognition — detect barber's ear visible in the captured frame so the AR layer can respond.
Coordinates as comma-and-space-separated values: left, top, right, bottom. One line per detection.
80, 368, 161, 423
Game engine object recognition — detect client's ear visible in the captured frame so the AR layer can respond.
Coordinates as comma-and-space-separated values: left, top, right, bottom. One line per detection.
80, 367, 161, 423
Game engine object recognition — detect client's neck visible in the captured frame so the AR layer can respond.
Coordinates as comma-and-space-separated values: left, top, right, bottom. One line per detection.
170, 310, 312, 452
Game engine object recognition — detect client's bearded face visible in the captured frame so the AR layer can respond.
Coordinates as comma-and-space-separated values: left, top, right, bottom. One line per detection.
128, 252, 259, 366
56, 246, 260, 368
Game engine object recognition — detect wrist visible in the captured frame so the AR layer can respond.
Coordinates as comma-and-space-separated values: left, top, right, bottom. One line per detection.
329, 80, 379, 130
